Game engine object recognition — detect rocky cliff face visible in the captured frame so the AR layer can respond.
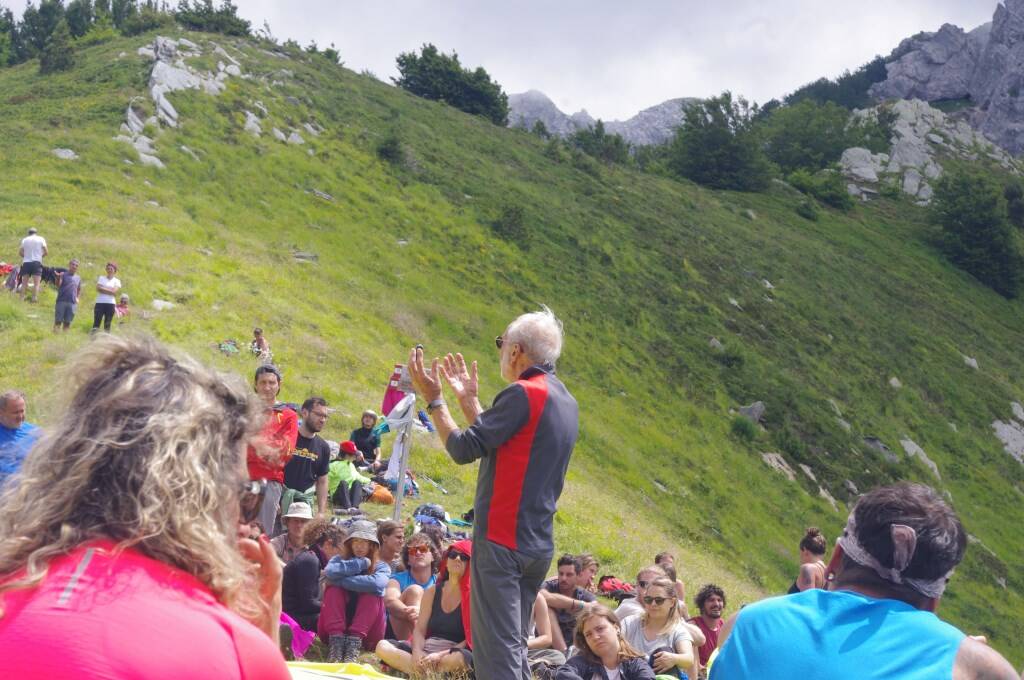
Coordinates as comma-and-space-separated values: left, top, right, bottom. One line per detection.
508, 90, 695, 146
869, 0, 1024, 154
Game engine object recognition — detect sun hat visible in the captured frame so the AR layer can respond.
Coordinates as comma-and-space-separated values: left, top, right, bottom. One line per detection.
362, 409, 378, 420
282, 501, 313, 520
340, 440, 359, 456
345, 519, 379, 545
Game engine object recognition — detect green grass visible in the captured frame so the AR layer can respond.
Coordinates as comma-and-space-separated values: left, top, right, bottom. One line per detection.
1, 31, 1023, 664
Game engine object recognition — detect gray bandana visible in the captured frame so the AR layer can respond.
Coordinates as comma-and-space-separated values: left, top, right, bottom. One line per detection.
837, 512, 953, 599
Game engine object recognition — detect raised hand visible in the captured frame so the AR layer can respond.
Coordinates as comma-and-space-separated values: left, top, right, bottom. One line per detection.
440, 353, 478, 402
408, 347, 443, 401
237, 534, 283, 643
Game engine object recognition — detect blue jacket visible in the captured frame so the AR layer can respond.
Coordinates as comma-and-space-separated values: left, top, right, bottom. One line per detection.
554, 655, 656, 680
323, 556, 391, 596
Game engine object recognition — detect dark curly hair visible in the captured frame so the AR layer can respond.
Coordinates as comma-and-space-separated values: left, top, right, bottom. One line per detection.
695, 583, 726, 612
300, 517, 346, 549
400, 531, 440, 573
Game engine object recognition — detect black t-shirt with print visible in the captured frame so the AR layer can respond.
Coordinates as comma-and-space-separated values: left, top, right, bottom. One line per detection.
284, 433, 331, 491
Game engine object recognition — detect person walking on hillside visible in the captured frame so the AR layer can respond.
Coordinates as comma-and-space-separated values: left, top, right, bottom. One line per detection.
409, 306, 579, 680
18, 227, 47, 303
711, 483, 1019, 679
92, 262, 121, 333
247, 365, 298, 535
53, 258, 81, 332
0, 390, 39, 485
282, 397, 331, 516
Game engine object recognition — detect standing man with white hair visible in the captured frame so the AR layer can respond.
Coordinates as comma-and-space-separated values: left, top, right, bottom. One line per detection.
409, 306, 579, 680
18, 228, 47, 303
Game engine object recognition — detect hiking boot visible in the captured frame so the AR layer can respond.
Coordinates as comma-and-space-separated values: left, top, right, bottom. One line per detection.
342, 634, 362, 663
328, 635, 347, 663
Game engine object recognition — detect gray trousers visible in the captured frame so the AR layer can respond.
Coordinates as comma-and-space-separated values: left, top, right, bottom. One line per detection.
257, 480, 283, 537
471, 539, 551, 680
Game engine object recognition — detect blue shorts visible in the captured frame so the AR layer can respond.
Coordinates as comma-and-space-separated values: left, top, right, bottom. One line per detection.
55, 301, 77, 325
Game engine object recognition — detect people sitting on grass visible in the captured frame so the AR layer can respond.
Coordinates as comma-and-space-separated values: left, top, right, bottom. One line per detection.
282, 517, 347, 632
115, 293, 131, 320
320, 519, 391, 662
788, 526, 827, 593
375, 539, 473, 676
615, 565, 666, 621
271, 502, 314, 564
554, 606, 656, 680
0, 335, 289, 678
527, 591, 566, 678
251, 327, 272, 363
350, 409, 384, 472
384, 532, 440, 641
620, 576, 695, 679
329, 440, 371, 513
377, 520, 405, 573
655, 551, 690, 619
576, 553, 600, 594
688, 584, 725, 676
541, 553, 598, 652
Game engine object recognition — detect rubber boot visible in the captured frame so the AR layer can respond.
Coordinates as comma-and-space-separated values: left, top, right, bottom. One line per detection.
328, 635, 347, 663
342, 634, 362, 663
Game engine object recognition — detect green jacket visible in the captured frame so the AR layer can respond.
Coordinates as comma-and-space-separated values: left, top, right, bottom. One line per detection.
328, 459, 371, 495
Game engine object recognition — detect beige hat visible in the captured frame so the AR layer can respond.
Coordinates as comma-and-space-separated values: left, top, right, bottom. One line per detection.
282, 501, 313, 520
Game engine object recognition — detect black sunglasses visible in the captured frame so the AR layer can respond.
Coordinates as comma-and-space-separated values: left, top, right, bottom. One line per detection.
239, 479, 267, 524
495, 335, 504, 349
447, 550, 470, 562
643, 596, 669, 606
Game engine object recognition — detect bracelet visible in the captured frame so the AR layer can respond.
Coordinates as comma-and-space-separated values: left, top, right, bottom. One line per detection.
427, 399, 446, 413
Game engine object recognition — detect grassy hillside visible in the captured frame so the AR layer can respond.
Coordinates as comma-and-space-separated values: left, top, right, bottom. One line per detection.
1, 31, 1022, 663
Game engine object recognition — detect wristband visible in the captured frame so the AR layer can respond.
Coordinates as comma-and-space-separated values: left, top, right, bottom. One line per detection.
427, 399, 446, 413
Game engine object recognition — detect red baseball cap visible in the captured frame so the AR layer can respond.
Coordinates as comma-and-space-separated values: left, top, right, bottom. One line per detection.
340, 440, 359, 455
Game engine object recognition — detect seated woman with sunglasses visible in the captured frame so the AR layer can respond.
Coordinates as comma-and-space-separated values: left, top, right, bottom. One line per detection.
619, 577, 695, 679
375, 540, 474, 676
282, 517, 347, 632
0, 335, 289, 679
384, 532, 439, 641
320, 519, 392, 662
554, 606, 655, 680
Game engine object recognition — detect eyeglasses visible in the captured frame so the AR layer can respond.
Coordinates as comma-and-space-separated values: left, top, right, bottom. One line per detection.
494, 335, 504, 349
643, 596, 669, 606
239, 479, 267, 524
447, 550, 470, 562
407, 545, 431, 556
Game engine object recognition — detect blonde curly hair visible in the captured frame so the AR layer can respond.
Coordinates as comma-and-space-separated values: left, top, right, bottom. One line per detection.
0, 334, 264, 618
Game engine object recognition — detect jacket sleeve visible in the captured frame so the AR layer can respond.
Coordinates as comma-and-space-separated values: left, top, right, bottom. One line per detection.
553, 657, 589, 680
338, 560, 392, 596
323, 556, 370, 584
445, 383, 530, 464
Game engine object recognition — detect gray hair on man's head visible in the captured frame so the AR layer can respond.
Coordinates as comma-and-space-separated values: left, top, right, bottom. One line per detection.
505, 305, 564, 366
0, 390, 26, 410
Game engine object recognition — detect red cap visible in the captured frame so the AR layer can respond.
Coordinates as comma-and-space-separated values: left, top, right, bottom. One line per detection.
340, 440, 359, 455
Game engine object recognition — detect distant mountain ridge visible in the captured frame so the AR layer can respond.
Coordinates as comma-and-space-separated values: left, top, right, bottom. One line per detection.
508, 90, 696, 146
869, 0, 1024, 154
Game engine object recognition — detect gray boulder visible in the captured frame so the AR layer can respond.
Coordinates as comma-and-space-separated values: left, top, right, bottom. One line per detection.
900, 438, 941, 479
244, 111, 261, 136
840, 147, 887, 183
272, 127, 287, 142
863, 436, 899, 464
739, 401, 766, 424
52, 148, 78, 160
287, 131, 305, 145
138, 153, 165, 169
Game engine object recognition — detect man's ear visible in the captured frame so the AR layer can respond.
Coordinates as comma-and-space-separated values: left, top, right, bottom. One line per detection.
824, 545, 845, 590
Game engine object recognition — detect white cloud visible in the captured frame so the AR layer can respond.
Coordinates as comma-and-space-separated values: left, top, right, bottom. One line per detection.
235, 0, 997, 120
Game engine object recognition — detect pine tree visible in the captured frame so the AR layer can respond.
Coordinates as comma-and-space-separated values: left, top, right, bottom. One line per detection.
39, 17, 74, 74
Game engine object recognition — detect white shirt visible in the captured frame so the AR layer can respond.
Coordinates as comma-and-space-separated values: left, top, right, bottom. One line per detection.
620, 614, 693, 656
20, 234, 46, 263
593, 668, 620, 680
96, 276, 122, 305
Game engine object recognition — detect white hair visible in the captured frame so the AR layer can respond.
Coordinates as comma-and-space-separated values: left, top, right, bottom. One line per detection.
0, 390, 25, 410
505, 306, 564, 366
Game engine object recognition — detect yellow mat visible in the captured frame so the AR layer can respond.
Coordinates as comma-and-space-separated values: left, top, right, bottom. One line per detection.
287, 661, 400, 679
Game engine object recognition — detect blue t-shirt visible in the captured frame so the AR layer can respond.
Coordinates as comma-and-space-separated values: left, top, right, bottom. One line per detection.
712, 589, 965, 680
0, 423, 40, 482
392, 570, 435, 592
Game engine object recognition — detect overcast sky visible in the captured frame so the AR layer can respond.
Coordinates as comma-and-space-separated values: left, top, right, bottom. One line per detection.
21, 1, 1003, 119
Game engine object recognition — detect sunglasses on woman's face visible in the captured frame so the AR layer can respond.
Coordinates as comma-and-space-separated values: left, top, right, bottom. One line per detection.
407, 545, 431, 556
643, 596, 669, 606
447, 550, 470, 562
239, 479, 267, 524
